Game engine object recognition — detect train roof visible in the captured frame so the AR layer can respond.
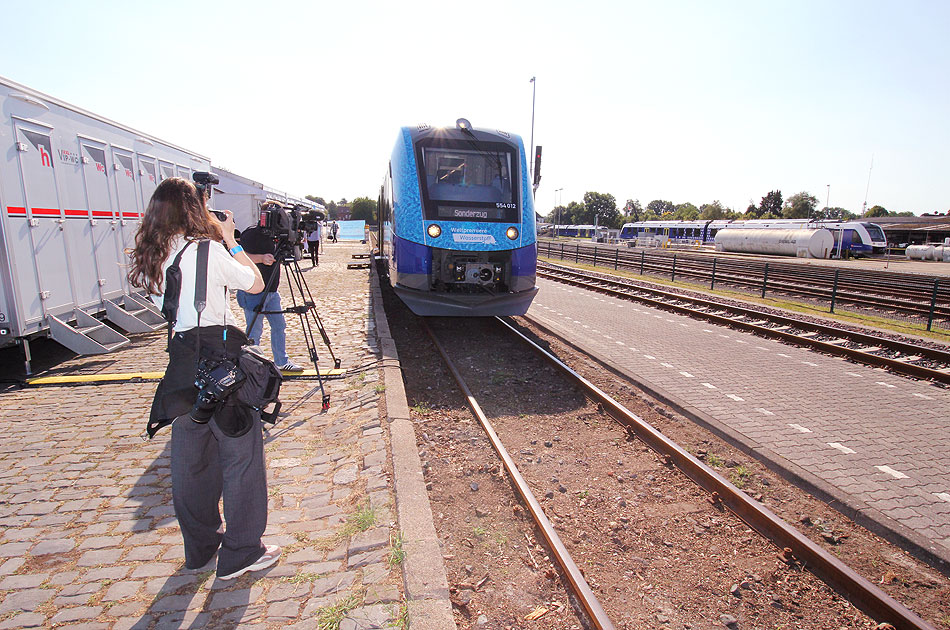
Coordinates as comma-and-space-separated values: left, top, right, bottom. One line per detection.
402, 121, 523, 145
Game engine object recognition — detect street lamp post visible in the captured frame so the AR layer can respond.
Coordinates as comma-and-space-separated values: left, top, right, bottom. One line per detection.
555, 187, 563, 237
826, 184, 831, 219
529, 76, 536, 182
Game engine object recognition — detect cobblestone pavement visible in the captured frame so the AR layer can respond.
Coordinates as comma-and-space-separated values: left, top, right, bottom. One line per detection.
0, 242, 409, 629
528, 278, 950, 569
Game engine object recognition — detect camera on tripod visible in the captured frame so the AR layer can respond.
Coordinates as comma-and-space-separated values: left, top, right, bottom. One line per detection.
190, 357, 246, 423
193, 171, 219, 200
301, 208, 326, 232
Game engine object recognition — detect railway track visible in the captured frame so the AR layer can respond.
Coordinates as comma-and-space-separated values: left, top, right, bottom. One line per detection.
537, 261, 950, 386
417, 315, 937, 630
538, 241, 950, 323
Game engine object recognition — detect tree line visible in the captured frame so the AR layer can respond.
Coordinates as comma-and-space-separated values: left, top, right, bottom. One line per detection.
305, 195, 377, 222
544, 190, 917, 229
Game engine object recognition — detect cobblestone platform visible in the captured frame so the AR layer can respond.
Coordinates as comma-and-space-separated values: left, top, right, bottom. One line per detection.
0, 242, 454, 629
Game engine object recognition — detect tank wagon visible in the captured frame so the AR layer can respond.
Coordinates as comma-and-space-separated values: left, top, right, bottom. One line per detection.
378, 119, 538, 316
620, 219, 886, 256
0, 75, 210, 365
715, 228, 834, 258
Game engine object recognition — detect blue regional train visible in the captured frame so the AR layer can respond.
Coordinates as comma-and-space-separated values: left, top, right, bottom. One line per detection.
378, 119, 539, 316
619, 219, 887, 256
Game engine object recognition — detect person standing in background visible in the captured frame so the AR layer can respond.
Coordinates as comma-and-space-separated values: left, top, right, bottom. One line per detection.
307, 221, 322, 266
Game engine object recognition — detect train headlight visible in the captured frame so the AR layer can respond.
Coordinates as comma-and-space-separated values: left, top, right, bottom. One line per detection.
506, 227, 519, 240
427, 224, 442, 238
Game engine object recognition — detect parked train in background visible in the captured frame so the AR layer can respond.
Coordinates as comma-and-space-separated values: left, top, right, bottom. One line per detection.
619, 219, 887, 256
378, 119, 539, 316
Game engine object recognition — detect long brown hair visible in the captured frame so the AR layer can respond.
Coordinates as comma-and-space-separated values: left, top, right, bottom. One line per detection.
127, 177, 224, 295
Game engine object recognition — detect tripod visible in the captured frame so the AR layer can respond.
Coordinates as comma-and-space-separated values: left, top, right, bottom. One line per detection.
244, 238, 338, 411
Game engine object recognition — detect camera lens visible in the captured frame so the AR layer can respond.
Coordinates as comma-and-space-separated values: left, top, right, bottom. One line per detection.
211, 210, 227, 222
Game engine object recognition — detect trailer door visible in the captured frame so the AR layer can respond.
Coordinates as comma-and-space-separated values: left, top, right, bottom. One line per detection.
80, 141, 126, 298
110, 147, 140, 257
11, 118, 75, 323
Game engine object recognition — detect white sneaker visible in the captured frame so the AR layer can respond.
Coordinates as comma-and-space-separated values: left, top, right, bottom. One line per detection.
218, 545, 281, 580
279, 362, 305, 372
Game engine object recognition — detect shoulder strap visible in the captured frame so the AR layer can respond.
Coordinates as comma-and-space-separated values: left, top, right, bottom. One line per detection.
193, 239, 210, 358
162, 241, 194, 350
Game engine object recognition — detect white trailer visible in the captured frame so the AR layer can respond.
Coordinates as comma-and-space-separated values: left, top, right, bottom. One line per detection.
0, 75, 210, 368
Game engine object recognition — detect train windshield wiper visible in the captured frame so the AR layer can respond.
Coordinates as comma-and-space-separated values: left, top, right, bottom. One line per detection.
459, 127, 504, 180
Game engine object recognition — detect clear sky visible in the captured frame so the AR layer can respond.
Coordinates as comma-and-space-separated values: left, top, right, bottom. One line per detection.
3, 0, 948, 216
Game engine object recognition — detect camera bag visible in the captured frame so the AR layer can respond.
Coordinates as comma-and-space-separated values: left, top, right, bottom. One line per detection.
146, 239, 283, 438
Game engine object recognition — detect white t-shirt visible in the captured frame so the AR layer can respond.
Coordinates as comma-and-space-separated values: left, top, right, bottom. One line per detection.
308, 224, 322, 241
150, 236, 256, 332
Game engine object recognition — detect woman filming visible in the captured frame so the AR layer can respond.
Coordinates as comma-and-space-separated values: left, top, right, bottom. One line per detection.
127, 177, 281, 580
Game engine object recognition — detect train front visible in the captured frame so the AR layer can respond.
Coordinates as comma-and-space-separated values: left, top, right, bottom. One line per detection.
385, 121, 538, 316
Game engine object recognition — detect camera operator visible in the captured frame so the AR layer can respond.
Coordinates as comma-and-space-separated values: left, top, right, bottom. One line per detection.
235, 208, 304, 372
127, 177, 282, 581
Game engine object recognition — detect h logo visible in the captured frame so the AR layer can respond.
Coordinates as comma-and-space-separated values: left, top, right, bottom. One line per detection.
39, 145, 51, 168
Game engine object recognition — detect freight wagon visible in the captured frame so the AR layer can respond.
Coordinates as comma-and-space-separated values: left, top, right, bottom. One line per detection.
0, 75, 210, 370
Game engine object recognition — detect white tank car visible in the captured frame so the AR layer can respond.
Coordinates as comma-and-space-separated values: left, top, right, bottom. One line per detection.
715, 228, 834, 258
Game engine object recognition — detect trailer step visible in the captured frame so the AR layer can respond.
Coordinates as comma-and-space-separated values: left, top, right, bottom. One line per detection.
105, 294, 167, 333
48, 310, 130, 355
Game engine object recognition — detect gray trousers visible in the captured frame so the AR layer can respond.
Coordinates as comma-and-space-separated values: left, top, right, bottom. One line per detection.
170, 413, 268, 577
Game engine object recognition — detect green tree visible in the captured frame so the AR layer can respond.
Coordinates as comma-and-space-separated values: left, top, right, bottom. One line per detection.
350, 196, 377, 222
699, 200, 731, 220
673, 202, 699, 220
745, 203, 760, 218
647, 199, 675, 217
326, 201, 339, 219
583, 191, 619, 227
566, 201, 587, 224
783, 191, 819, 219
623, 199, 643, 222
864, 205, 889, 217
305, 195, 326, 207
759, 190, 783, 217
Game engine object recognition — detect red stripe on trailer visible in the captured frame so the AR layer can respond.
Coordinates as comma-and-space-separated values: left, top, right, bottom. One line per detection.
64, 209, 88, 217
7, 206, 27, 215
121, 211, 140, 218
29, 207, 61, 216
91, 210, 113, 218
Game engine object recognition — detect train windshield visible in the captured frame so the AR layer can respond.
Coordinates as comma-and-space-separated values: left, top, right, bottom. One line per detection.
418, 142, 519, 222
864, 224, 885, 242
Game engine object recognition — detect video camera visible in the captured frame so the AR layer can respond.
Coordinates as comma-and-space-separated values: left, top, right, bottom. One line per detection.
301, 207, 326, 232
193, 171, 219, 200
259, 202, 306, 256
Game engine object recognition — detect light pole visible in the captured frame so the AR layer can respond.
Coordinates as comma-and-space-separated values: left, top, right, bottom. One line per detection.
555, 187, 563, 237
529, 76, 536, 182
826, 184, 830, 219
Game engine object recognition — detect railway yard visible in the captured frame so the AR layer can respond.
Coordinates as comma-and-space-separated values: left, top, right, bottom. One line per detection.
1, 241, 949, 629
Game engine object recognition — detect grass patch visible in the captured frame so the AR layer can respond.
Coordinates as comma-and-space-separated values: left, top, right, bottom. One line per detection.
374, 384, 386, 393
706, 453, 724, 468
314, 593, 362, 630
341, 502, 377, 537
730, 464, 750, 488
388, 531, 405, 567
390, 597, 410, 629
410, 401, 431, 414
283, 571, 322, 584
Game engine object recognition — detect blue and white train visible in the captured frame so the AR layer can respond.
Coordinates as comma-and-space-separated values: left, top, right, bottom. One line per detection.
619, 219, 887, 256
378, 119, 539, 316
